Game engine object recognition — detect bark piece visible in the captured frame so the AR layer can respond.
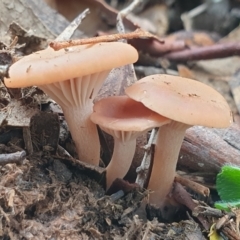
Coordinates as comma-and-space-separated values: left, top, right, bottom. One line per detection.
178, 124, 240, 173
172, 182, 210, 230
0, 151, 26, 165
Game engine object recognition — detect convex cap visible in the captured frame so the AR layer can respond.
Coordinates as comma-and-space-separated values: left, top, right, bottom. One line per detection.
125, 74, 232, 128
5, 42, 138, 87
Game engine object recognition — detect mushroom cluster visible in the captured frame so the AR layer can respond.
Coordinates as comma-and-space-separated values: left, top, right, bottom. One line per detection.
4, 41, 233, 211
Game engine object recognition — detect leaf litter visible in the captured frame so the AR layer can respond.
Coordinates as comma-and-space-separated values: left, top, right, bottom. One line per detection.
1, 0, 240, 239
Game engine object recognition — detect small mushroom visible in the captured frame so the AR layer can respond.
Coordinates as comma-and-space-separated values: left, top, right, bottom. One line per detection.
4, 42, 138, 165
125, 74, 232, 207
90, 96, 170, 189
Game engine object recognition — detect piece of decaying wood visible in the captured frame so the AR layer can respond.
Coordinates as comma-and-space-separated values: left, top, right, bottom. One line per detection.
164, 42, 240, 61
175, 174, 210, 197
178, 124, 240, 173
0, 151, 26, 165
172, 182, 210, 230
55, 156, 106, 185
211, 123, 240, 151
30, 112, 60, 154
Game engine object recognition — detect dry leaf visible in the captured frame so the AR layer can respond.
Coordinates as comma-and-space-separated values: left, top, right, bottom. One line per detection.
0, 0, 55, 45
44, 0, 137, 36
0, 99, 39, 127
138, 3, 169, 36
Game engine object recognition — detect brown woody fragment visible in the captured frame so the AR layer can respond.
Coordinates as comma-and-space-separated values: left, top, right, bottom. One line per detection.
172, 182, 210, 230
0, 151, 26, 165
128, 38, 185, 56
97, 31, 186, 57
175, 174, 210, 197
178, 124, 240, 173
164, 42, 240, 61
50, 29, 160, 51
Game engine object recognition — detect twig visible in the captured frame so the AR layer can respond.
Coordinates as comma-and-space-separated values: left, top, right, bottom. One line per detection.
0, 206, 10, 223
164, 42, 240, 61
233, 208, 240, 237
222, 226, 240, 240
135, 128, 157, 187
110, 190, 124, 202
215, 215, 230, 230
181, 3, 208, 31
106, 178, 139, 195
22, 127, 33, 155
0, 151, 26, 165
128, 38, 184, 56
192, 206, 224, 218
55, 8, 90, 41
171, 182, 210, 230
57, 145, 71, 158
116, 0, 143, 34
50, 28, 156, 50
8, 36, 18, 50
175, 174, 210, 197
142, 221, 151, 240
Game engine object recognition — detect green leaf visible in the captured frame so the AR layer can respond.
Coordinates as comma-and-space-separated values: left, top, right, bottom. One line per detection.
216, 165, 240, 201
214, 200, 240, 211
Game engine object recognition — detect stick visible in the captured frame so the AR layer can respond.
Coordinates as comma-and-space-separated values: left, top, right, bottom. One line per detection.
49, 29, 157, 50
0, 151, 26, 165
135, 128, 157, 187
175, 174, 210, 197
116, 0, 143, 34
164, 42, 240, 61
172, 182, 210, 230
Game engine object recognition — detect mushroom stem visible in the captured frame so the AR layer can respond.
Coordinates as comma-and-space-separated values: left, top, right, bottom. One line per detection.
40, 71, 110, 166
106, 138, 136, 189
62, 103, 100, 166
147, 121, 190, 207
